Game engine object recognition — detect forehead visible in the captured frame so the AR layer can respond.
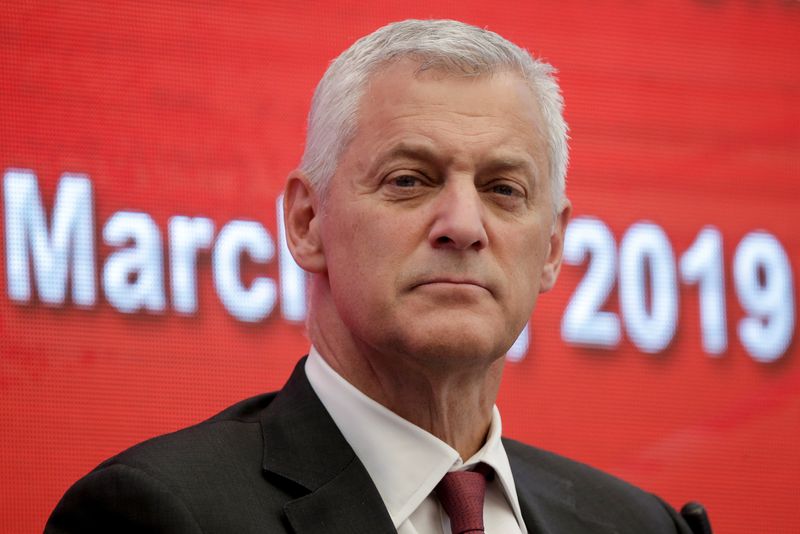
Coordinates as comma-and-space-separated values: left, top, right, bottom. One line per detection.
350, 60, 548, 172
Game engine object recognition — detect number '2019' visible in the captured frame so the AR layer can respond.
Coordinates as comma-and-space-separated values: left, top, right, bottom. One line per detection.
561, 217, 796, 362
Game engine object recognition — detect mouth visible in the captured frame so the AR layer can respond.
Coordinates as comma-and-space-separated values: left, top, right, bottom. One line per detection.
413, 278, 492, 294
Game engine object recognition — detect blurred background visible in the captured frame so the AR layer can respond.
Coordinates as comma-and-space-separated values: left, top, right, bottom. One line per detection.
1, 1, 798, 532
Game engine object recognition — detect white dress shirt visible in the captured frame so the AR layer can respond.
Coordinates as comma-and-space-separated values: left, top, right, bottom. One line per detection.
305, 347, 527, 534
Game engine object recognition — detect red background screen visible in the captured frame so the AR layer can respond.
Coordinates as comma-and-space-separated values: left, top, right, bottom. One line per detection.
1, 2, 798, 532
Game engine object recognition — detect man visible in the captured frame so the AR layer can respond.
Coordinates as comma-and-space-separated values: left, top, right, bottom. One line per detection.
46, 19, 694, 533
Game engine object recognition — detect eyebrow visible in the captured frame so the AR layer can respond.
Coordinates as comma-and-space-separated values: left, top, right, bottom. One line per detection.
364, 141, 442, 180
372, 141, 541, 182
379, 142, 441, 165
480, 156, 539, 180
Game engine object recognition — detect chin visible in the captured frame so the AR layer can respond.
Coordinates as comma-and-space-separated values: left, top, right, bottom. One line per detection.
384, 321, 513, 368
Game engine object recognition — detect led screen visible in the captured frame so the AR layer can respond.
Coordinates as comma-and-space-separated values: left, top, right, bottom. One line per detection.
1, 2, 798, 532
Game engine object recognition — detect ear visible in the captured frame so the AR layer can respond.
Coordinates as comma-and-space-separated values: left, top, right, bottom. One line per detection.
283, 170, 326, 273
539, 198, 571, 293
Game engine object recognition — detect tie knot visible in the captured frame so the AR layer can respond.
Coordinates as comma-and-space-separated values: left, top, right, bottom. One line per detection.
436, 464, 492, 534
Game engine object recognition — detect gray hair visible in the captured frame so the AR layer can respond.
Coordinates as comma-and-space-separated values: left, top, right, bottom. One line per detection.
300, 19, 569, 207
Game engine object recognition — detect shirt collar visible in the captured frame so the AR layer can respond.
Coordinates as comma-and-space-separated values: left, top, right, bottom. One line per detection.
305, 347, 525, 529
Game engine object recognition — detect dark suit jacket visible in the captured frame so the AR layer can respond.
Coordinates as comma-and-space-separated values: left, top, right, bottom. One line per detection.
45, 358, 692, 534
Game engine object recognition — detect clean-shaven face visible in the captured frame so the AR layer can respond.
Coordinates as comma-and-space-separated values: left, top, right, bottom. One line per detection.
318, 59, 568, 367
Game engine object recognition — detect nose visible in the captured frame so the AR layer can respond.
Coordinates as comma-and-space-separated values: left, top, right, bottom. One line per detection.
428, 181, 488, 251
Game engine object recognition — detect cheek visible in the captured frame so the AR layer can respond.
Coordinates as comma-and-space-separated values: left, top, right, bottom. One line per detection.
323, 210, 396, 297
508, 233, 549, 294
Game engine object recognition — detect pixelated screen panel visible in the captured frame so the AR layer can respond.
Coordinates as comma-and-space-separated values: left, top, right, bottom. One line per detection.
1, 2, 798, 533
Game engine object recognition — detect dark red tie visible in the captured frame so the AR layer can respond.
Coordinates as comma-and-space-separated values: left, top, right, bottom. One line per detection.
435, 464, 492, 534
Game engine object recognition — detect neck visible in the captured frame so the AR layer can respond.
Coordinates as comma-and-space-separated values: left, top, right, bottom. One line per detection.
307, 282, 505, 460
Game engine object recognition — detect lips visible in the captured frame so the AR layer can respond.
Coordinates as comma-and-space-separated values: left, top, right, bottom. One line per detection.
413, 278, 492, 294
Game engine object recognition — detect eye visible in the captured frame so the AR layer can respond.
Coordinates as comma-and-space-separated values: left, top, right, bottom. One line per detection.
381, 171, 432, 200
487, 181, 525, 198
391, 174, 421, 188
491, 183, 518, 196
482, 179, 529, 211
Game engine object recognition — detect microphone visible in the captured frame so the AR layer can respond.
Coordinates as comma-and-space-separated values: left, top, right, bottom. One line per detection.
680, 501, 712, 534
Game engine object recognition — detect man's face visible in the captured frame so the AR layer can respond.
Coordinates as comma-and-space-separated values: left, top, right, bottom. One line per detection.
315, 60, 569, 366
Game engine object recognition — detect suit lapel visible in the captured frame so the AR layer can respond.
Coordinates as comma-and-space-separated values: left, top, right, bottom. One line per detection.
263, 360, 620, 534
505, 440, 620, 534
283, 456, 397, 534
260, 358, 396, 534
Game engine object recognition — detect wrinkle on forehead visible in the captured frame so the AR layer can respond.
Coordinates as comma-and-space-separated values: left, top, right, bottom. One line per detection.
361, 61, 546, 156
326, 60, 553, 210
